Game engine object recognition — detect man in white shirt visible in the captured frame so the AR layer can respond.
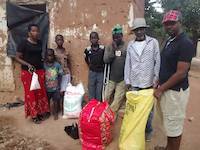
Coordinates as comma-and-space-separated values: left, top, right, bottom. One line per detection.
124, 18, 160, 141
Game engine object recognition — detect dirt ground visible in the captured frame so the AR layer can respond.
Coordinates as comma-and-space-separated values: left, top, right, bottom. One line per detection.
0, 70, 200, 150
0, 116, 54, 150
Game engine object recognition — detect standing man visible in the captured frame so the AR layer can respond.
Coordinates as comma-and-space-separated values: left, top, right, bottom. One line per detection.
154, 10, 195, 150
124, 18, 160, 141
104, 24, 127, 113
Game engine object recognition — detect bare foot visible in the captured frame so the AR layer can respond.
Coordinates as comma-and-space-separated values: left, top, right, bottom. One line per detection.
154, 146, 166, 150
54, 115, 58, 120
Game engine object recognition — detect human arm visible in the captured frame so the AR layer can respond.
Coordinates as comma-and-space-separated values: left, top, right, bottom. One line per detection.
153, 39, 161, 88
154, 40, 194, 99
154, 62, 190, 99
14, 42, 35, 72
124, 44, 132, 91
103, 45, 115, 64
58, 63, 64, 89
84, 48, 90, 65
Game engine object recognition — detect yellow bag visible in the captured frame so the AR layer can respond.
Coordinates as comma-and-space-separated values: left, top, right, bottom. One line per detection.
119, 89, 154, 150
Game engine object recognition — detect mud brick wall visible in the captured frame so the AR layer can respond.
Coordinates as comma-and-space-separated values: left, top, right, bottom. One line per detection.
0, 0, 144, 102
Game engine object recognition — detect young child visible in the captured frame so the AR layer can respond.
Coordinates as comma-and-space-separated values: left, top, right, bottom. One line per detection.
54, 34, 71, 115
84, 32, 105, 101
44, 48, 63, 120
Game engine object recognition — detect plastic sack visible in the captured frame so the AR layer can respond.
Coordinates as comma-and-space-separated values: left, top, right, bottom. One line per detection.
119, 89, 154, 150
60, 74, 71, 92
30, 72, 41, 91
63, 83, 84, 118
79, 99, 115, 150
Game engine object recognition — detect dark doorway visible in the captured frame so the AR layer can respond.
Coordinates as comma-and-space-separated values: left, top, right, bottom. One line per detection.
6, 2, 49, 57
20, 4, 46, 12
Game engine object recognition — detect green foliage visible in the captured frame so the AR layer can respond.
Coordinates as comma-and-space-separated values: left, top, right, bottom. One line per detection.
145, 0, 200, 43
161, 0, 200, 41
144, 0, 164, 39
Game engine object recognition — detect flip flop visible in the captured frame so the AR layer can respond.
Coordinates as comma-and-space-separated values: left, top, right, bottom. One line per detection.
32, 117, 41, 124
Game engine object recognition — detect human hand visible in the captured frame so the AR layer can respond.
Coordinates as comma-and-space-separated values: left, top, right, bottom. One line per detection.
125, 84, 132, 91
153, 80, 159, 89
60, 91, 64, 97
27, 64, 35, 73
112, 41, 117, 50
153, 87, 164, 100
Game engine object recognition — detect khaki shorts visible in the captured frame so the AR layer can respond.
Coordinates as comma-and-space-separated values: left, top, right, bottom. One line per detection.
104, 80, 126, 112
159, 88, 189, 137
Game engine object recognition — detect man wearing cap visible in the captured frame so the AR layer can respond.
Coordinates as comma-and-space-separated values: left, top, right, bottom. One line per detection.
103, 24, 127, 114
124, 18, 160, 141
154, 10, 195, 150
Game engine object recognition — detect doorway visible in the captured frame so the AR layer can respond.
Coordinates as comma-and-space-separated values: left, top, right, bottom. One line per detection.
6, 2, 49, 57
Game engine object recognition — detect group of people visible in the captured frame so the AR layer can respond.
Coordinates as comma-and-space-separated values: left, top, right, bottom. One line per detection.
15, 9, 195, 150
15, 25, 71, 123
84, 10, 195, 150
85, 18, 159, 142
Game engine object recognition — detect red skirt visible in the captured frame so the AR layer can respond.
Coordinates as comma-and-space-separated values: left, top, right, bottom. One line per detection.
21, 69, 49, 118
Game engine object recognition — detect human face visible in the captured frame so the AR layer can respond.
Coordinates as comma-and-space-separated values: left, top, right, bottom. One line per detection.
90, 33, 99, 46
133, 27, 146, 40
46, 50, 55, 63
163, 21, 180, 37
28, 26, 39, 40
55, 35, 64, 47
113, 33, 123, 46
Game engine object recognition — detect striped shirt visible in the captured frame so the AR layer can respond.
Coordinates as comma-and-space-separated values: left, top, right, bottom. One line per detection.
124, 35, 160, 88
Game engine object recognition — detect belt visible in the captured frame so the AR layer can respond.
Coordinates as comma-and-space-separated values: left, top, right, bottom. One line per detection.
132, 86, 153, 91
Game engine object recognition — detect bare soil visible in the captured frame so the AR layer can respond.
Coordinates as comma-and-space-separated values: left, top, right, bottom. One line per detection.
0, 71, 200, 150
0, 116, 54, 150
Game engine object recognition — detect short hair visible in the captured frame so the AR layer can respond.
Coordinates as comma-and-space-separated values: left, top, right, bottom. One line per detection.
28, 24, 39, 32
45, 48, 55, 60
55, 34, 64, 39
90, 32, 99, 39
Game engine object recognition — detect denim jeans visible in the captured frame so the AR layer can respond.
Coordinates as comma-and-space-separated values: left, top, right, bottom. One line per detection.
88, 70, 104, 101
145, 107, 154, 134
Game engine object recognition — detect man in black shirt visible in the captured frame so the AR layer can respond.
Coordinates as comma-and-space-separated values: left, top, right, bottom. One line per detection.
84, 32, 105, 101
154, 10, 195, 150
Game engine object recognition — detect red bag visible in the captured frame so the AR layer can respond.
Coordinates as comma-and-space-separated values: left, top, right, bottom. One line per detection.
79, 99, 115, 150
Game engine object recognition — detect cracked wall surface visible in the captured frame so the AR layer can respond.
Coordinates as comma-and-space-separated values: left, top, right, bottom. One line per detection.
0, 0, 144, 102
48, 0, 144, 88
0, 2, 15, 92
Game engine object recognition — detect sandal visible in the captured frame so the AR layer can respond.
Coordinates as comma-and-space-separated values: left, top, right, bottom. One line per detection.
32, 117, 41, 124
37, 115, 45, 121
